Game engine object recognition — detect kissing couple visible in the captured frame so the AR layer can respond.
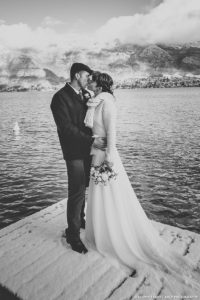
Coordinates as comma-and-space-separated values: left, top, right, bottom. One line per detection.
51, 63, 200, 290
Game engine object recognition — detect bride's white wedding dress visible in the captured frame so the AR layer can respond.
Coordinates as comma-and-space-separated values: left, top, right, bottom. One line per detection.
84, 92, 200, 290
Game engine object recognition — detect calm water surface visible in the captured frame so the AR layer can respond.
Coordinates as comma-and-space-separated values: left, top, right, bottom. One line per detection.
0, 88, 200, 233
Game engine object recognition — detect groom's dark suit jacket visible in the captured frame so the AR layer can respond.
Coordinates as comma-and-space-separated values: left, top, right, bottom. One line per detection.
50, 83, 94, 160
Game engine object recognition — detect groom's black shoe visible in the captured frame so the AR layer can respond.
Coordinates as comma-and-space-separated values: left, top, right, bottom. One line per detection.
65, 228, 88, 254
68, 239, 88, 254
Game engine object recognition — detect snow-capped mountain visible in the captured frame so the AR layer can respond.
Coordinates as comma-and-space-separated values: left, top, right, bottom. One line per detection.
0, 42, 200, 91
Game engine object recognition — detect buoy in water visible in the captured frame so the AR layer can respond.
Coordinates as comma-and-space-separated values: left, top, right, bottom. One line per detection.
13, 122, 20, 134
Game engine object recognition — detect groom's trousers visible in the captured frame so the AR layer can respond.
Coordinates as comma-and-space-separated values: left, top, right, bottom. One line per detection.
65, 155, 92, 241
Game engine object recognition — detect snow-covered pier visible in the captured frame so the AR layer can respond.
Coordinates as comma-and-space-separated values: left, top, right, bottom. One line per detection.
0, 199, 199, 300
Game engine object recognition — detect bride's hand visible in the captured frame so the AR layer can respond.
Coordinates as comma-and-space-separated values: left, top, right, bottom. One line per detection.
104, 152, 114, 169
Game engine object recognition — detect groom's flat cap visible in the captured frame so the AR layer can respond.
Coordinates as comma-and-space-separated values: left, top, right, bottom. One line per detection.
70, 63, 93, 78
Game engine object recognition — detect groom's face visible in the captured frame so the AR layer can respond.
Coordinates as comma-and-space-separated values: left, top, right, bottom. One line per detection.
76, 71, 90, 89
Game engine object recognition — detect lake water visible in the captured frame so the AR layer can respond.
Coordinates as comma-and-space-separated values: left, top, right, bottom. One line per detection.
0, 88, 200, 234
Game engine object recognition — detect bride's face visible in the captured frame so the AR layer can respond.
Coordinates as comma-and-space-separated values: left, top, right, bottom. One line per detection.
88, 80, 102, 96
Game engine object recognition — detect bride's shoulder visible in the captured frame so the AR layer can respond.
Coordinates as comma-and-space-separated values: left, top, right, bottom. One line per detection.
98, 92, 116, 106
98, 93, 117, 118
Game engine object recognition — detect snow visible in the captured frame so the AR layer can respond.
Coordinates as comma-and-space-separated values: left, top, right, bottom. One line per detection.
0, 198, 199, 299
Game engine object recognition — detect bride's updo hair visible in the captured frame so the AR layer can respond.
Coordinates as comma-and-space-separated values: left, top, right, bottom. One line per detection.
94, 72, 114, 95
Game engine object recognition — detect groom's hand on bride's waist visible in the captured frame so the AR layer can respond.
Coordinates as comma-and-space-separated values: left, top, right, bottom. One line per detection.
93, 137, 107, 151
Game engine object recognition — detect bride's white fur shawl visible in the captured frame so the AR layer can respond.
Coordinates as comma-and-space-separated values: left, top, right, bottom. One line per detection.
84, 92, 115, 128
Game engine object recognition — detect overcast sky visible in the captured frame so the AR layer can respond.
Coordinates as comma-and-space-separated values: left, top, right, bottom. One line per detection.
0, 0, 200, 50
0, 0, 161, 33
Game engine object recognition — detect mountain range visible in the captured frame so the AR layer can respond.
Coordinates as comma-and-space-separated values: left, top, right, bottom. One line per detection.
0, 42, 200, 91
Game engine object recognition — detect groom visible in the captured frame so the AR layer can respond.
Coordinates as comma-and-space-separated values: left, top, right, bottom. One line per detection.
50, 63, 107, 254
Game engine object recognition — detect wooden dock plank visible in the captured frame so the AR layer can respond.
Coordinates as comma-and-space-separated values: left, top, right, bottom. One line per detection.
6, 246, 67, 291
0, 205, 65, 249
18, 252, 101, 300
0, 213, 66, 273
0, 200, 66, 238
158, 272, 200, 299
108, 267, 149, 300
53, 258, 111, 300
81, 266, 128, 300
0, 240, 58, 283
132, 270, 163, 300
187, 234, 200, 263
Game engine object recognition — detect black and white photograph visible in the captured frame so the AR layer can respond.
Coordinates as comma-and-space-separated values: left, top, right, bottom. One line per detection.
0, 0, 200, 299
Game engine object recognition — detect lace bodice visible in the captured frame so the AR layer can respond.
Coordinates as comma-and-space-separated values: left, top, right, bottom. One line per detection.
90, 92, 117, 156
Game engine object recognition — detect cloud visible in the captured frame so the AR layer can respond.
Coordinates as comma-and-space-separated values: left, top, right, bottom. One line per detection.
0, 0, 200, 53
41, 16, 66, 27
0, 22, 93, 51
96, 0, 200, 45
143, 0, 164, 13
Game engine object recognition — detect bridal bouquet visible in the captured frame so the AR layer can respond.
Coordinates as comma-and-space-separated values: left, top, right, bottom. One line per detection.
90, 161, 118, 186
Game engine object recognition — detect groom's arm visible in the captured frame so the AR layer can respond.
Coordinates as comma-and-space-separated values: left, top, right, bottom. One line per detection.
50, 92, 95, 147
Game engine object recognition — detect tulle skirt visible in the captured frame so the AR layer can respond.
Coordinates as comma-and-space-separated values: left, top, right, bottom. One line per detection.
84, 148, 200, 292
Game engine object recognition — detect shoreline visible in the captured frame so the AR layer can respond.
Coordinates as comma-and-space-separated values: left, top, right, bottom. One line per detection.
1, 76, 200, 93
1, 85, 200, 93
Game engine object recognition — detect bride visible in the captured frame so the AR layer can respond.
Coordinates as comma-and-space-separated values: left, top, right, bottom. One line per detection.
83, 72, 200, 290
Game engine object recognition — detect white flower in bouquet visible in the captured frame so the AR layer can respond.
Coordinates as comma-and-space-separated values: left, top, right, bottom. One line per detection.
102, 173, 108, 181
